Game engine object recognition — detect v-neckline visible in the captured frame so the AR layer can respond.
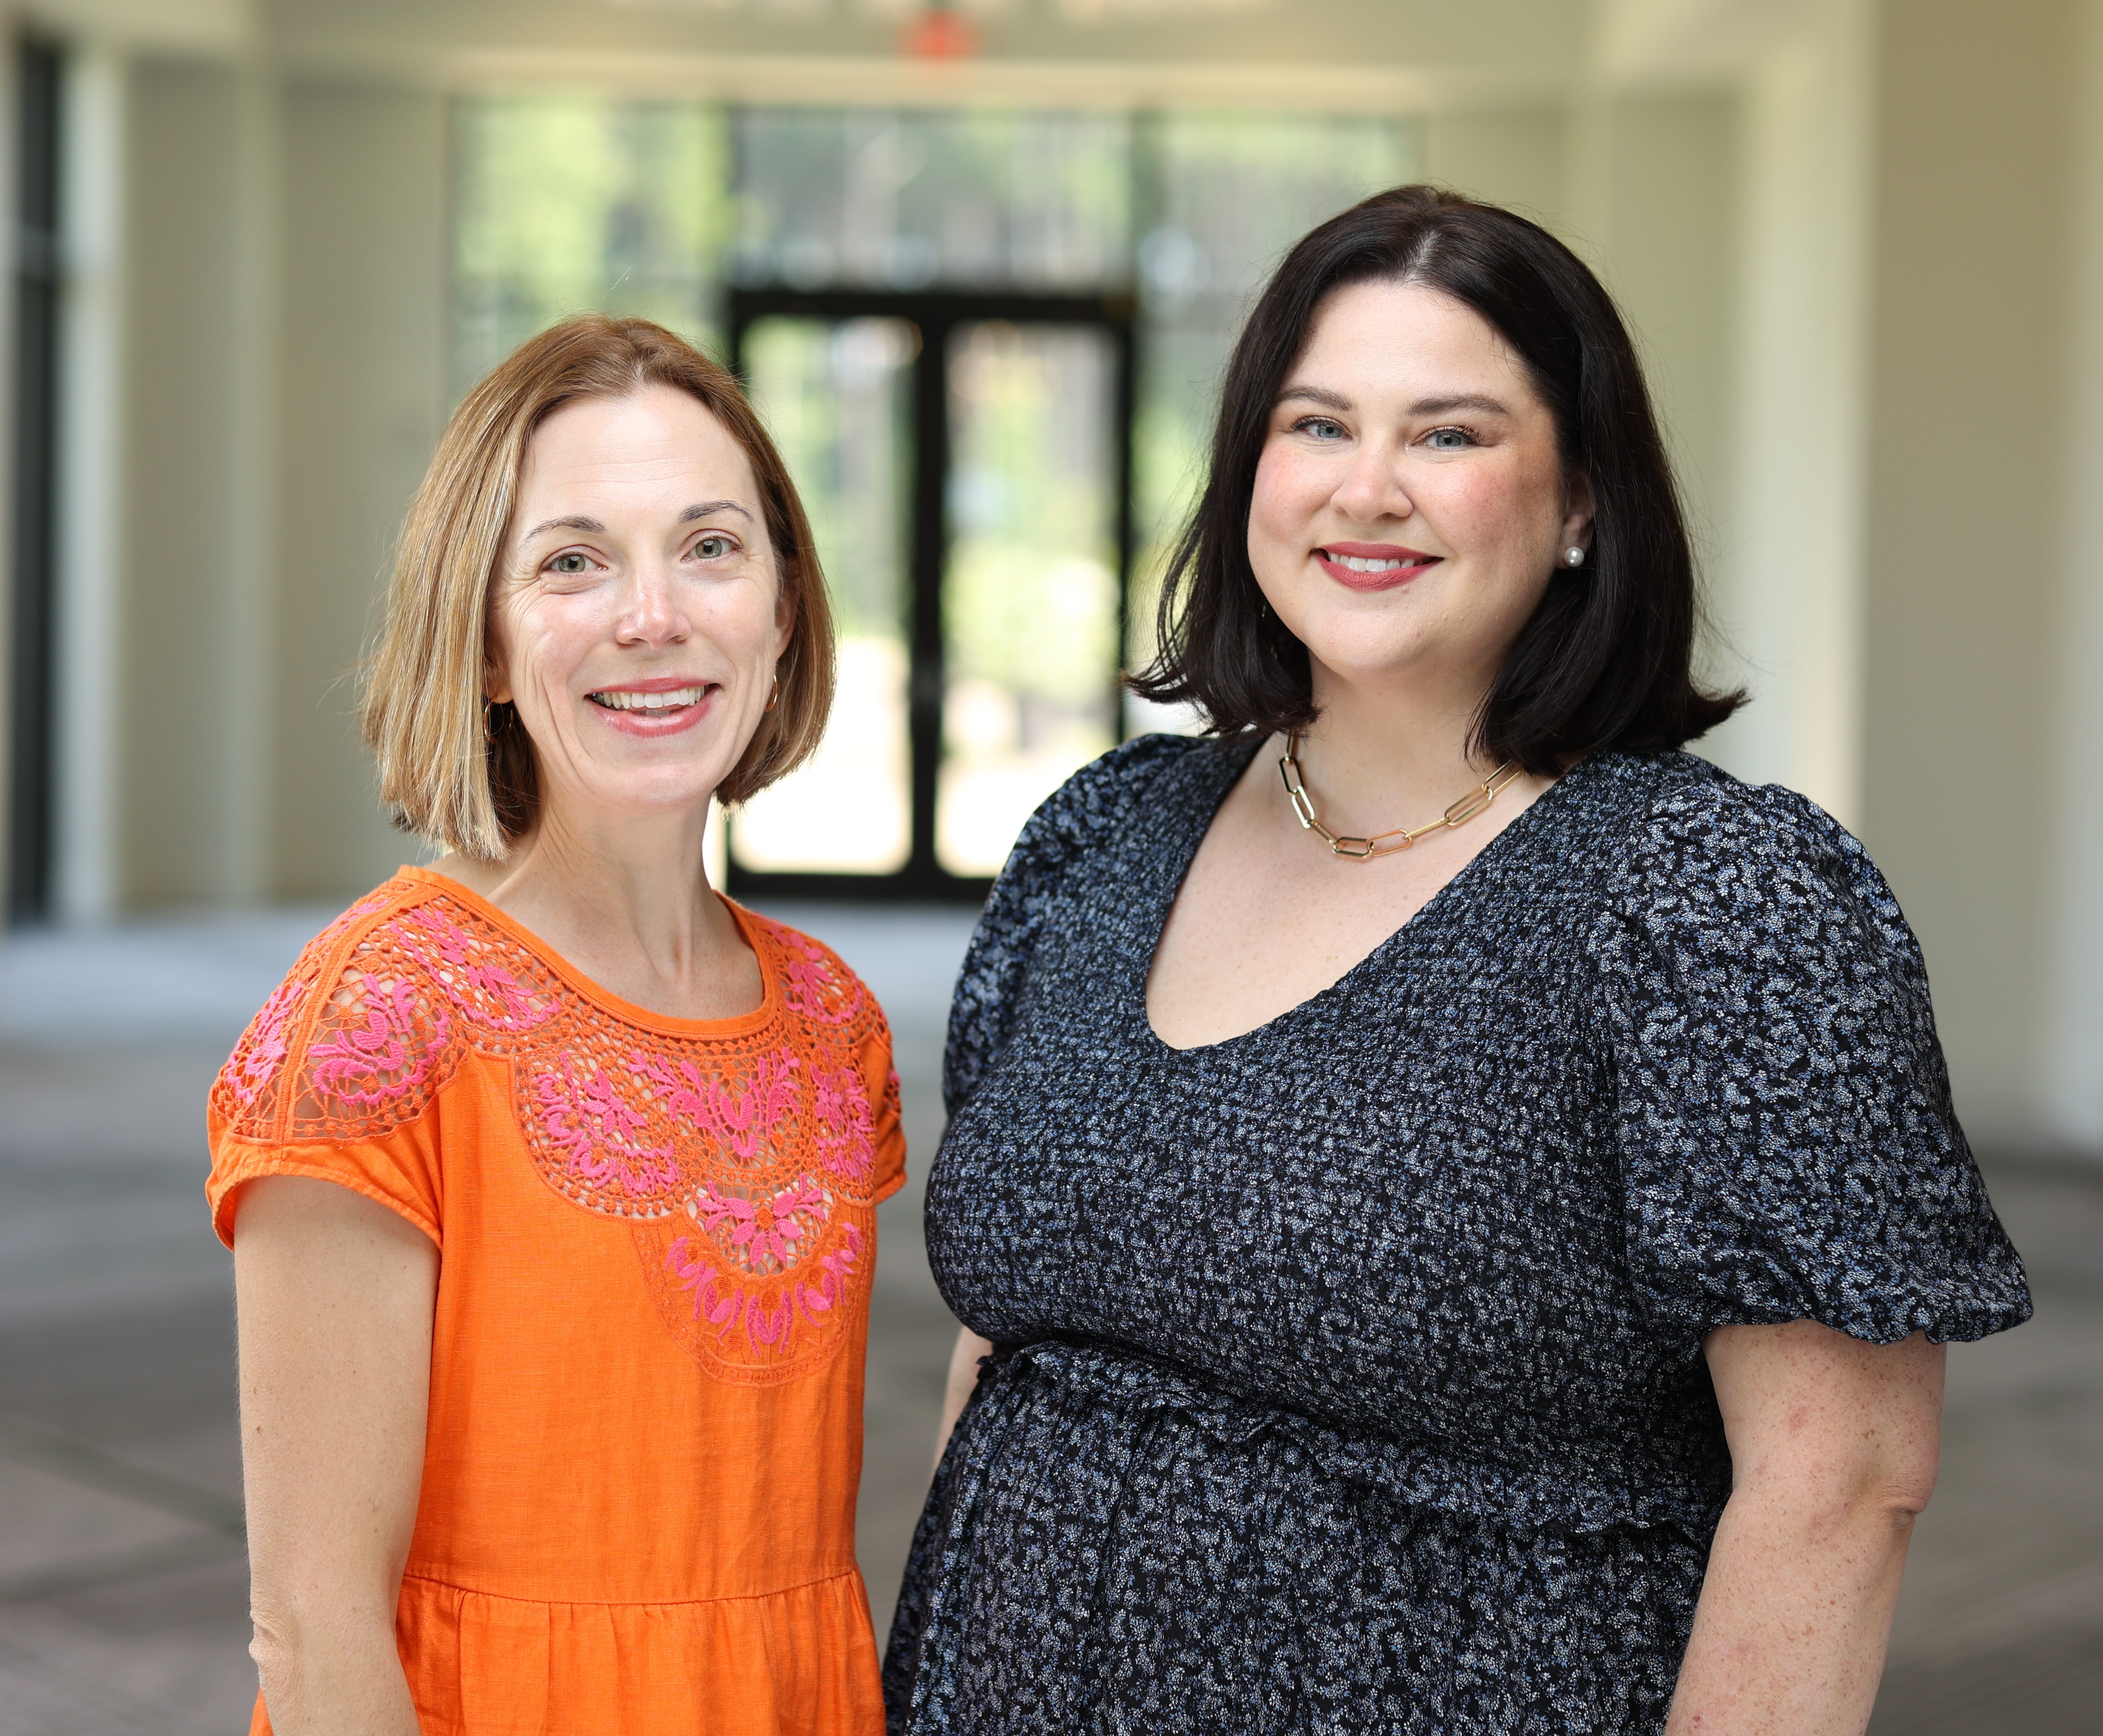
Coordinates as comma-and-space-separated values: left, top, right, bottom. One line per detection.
1136, 738, 1592, 1057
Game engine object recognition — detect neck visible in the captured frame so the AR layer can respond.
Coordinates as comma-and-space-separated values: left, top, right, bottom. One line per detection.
458, 796, 738, 1000
1291, 661, 1507, 834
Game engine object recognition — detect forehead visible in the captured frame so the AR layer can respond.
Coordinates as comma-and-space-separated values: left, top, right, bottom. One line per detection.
516, 385, 756, 505
1292, 280, 1539, 403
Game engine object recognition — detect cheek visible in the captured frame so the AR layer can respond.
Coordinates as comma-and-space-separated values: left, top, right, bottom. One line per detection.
699, 568, 788, 656
502, 595, 598, 698
1420, 456, 1567, 572
1425, 462, 1532, 541
1249, 445, 1327, 549
719, 583, 786, 648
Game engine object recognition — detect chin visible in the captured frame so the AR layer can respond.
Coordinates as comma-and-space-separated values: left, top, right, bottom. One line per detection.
574, 770, 728, 822
1300, 625, 1444, 688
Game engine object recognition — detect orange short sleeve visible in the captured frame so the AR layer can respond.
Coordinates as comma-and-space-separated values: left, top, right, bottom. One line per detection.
206, 883, 451, 1248
866, 1020, 907, 1205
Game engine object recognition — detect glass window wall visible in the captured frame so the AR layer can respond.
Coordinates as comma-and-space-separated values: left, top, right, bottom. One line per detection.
450, 97, 1413, 890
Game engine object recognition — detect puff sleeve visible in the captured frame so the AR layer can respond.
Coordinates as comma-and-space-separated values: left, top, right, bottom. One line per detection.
1597, 775, 2031, 1352
943, 734, 1206, 1114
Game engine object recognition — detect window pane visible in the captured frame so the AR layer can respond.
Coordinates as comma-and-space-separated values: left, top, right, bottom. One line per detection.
452, 95, 728, 392
939, 322, 1120, 878
731, 317, 915, 876
1128, 114, 1414, 732
732, 109, 1132, 292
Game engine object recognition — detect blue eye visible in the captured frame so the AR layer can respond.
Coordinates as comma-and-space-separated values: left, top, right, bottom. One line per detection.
1294, 416, 1348, 441
1425, 426, 1477, 451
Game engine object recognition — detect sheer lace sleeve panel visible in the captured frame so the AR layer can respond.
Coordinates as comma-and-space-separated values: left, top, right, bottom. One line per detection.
207, 878, 482, 1245
945, 735, 1208, 1114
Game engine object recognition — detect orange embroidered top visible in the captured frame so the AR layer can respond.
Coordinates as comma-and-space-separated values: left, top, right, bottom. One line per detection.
205, 868, 904, 1736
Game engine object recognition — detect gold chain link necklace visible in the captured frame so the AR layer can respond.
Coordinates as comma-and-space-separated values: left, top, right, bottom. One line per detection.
1279, 733, 1523, 860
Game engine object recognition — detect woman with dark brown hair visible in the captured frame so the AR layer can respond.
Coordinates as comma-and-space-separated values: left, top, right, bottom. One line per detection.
210, 316, 900, 1736
884, 189, 2029, 1734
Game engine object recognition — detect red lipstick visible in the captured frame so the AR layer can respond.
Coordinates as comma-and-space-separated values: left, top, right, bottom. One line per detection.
1315, 542, 1442, 592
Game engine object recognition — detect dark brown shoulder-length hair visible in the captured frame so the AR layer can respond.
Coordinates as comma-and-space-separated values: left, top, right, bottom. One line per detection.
1129, 184, 1741, 767
361, 314, 833, 862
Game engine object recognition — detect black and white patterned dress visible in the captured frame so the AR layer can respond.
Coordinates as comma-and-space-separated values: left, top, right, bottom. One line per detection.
884, 737, 2030, 1736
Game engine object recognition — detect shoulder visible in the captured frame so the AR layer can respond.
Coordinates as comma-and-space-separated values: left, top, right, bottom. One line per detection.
736, 907, 888, 1043
211, 874, 421, 1123
941, 736, 1227, 1108
1005, 732, 1245, 884
209, 871, 559, 1145
1573, 751, 1919, 979
1597, 750, 1889, 906
977, 731, 1240, 955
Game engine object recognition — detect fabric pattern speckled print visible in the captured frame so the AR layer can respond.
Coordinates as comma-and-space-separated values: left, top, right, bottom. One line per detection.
885, 738, 2030, 1736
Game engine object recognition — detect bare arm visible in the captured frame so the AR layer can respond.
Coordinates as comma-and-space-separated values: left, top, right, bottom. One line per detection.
234, 1176, 439, 1736
1664, 1320, 1945, 1735
934, 1327, 994, 1469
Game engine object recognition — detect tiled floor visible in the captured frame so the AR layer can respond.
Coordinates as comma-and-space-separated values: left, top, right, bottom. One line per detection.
0, 907, 2096, 1733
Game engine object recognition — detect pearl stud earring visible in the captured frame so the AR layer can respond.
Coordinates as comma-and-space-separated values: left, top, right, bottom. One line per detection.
1564, 546, 1586, 568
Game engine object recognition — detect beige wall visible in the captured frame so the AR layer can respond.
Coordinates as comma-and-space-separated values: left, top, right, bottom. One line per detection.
1579, 91, 1743, 604
1419, 108, 1568, 227
120, 56, 243, 906
270, 78, 447, 899
1860, 0, 2078, 1146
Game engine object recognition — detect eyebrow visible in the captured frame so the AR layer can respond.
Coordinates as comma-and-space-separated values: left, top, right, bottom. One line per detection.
1409, 393, 1513, 417
1273, 386, 1515, 418
519, 500, 755, 543
520, 514, 606, 541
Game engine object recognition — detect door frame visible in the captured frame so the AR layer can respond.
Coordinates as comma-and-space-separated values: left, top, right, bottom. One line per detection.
723, 286, 1137, 906
8, 38, 64, 924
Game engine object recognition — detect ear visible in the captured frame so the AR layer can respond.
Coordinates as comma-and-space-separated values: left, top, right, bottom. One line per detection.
1560, 470, 1596, 553
773, 556, 798, 644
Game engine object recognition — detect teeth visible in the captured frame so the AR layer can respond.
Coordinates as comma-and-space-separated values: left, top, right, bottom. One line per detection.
591, 686, 705, 712
1336, 553, 1409, 573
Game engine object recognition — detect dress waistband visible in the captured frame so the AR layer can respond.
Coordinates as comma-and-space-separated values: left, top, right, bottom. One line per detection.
979, 1338, 1727, 1539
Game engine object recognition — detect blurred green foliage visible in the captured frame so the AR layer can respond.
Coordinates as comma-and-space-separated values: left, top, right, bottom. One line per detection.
451, 96, 730, 394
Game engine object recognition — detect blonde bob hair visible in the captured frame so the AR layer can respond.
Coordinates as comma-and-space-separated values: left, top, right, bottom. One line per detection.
360, 314, 834, 862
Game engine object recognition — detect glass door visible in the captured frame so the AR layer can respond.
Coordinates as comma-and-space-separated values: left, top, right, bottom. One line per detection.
729, 316, 916, 877
939, 322, 1121, 877
726, 289, 1132, 900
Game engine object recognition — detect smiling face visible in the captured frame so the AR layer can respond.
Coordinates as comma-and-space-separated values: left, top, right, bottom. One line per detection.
486, 384, 788, 836
1247, 278, 1591, 719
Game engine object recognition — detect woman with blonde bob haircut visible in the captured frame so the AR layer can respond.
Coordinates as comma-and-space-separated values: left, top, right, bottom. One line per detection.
207, 314, 905, 1736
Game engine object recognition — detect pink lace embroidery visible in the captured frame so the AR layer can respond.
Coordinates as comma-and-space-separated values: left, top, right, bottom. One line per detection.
662, 1221, 865, 1357
225, 974, 308, 1109
636, 1047, 802, 1163
318, 892, 391, 943
811, 1062, 877, 1187
392, 903, 560, 1033
689, 1174, 833, 1273
309, 974, 452, 1107
756, 917, 864, 1026
531, 1055, 683, 1209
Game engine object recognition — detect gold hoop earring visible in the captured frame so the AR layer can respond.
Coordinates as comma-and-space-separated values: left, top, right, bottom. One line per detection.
764, 675, 780, 714
483, 698, 510, 744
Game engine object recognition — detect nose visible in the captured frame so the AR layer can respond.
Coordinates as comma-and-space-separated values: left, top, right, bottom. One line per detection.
614, 559, 692, 648
1329, 436, 1414, 527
